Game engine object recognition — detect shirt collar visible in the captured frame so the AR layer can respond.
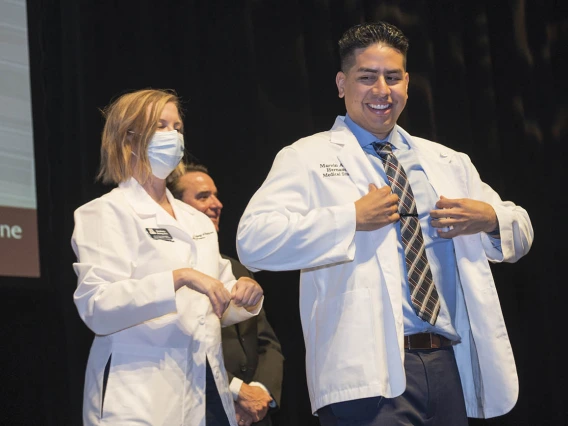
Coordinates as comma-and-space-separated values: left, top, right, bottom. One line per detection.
344, 114, 408, 151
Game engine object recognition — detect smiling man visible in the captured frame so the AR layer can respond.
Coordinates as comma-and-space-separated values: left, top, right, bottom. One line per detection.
175, 166, 224, 231
237, 22, 533, 426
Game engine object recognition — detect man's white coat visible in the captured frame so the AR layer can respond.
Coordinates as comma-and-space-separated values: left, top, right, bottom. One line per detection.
237, 117, 533, 418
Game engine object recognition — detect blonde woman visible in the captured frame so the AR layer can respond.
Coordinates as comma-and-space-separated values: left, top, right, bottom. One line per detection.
72, 89, 263, 426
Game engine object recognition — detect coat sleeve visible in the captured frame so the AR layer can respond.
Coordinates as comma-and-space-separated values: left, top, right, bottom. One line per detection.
460, 153, 534, 263
237, 146, 357, 272
71, 198, 177, 336
219, 255, 263, 327
251, 307, 284, 406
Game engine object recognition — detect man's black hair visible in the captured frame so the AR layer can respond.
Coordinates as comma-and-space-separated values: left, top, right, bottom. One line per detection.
338, 22, 409, 72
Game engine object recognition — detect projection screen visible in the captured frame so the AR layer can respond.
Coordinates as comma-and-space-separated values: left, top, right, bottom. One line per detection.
0, 0, 40, 278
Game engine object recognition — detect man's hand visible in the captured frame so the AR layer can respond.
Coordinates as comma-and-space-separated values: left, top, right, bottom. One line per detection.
430, 196, 499, 239
355, 184, 400, 231
231, 277, 263, 311
172, 268, 231, 318
236, 382, 272, 422
235, 403, 254, 426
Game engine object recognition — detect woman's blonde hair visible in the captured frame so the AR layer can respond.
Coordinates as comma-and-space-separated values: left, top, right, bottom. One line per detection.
97, 88, 186, 184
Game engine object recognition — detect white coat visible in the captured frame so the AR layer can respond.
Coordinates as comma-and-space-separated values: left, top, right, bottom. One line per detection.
236, 117, 533, 419
72, 177, 260, 426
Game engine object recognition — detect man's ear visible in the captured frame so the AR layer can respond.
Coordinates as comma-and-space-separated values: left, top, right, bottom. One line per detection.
336, 71, 346, 98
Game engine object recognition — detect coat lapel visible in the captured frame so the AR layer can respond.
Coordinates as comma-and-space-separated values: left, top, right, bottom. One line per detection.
330, 118, 404, 334
398, 127, 461, 200
330, 117, 389, 195
119, 178, 196, 262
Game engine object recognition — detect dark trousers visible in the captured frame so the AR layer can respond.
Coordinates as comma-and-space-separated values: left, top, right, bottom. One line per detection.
318, 347, 468, 426
206, 361, 231, 426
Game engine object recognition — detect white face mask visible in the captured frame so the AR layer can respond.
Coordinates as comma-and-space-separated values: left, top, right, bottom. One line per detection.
147, 130, 184, 179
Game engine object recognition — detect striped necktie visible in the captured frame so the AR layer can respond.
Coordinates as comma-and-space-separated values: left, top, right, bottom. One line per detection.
373, 142, 440, 325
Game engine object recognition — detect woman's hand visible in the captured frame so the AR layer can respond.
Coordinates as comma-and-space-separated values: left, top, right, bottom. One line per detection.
173, 268, 232, 318
231, 277, 263, 312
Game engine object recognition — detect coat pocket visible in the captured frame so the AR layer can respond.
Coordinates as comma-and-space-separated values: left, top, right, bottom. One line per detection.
314, 288, 378, 393
101, 344, 187, 424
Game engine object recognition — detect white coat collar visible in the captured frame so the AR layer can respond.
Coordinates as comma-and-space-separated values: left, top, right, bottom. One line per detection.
396, 127, 462, 199
329, 117, 459, 199
118, 177, 196, 232
329, 116, 386, 194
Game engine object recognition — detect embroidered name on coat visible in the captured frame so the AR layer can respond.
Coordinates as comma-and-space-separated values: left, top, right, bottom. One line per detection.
320, 163, 349, 177
193, 231, 214, 240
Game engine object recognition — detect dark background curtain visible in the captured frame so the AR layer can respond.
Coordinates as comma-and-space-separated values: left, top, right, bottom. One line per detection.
1, 0, 566, 424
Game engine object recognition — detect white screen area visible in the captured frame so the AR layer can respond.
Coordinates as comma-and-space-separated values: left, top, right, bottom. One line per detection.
0, 0, 40, 277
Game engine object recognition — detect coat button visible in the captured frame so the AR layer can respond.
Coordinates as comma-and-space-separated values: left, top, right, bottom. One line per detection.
240, 365, 247, 372
199, 316, 205, 325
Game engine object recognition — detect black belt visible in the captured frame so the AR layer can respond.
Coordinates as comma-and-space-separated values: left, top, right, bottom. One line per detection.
404, 333, 453, 349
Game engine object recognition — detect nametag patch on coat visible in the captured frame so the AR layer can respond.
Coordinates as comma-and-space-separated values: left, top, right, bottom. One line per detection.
146, 228, 174, 242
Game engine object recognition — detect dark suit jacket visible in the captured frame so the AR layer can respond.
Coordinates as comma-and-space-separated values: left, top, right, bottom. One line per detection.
222, 255, 284, 426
